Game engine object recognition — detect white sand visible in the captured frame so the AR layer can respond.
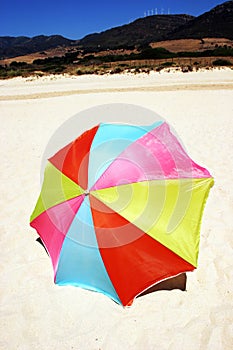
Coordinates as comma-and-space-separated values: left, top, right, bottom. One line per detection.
0, 69, 233, 349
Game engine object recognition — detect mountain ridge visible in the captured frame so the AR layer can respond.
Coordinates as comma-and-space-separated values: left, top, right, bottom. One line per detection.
78, 14, 194, 49
0, 35, 75, 59
0, 1, 232, 59
169, 1, 233, 40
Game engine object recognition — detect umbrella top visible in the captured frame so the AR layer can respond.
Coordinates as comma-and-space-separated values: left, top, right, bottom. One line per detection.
30, 115, 214, 306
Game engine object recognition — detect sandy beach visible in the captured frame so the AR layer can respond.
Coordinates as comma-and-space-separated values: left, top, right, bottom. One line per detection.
0, 68, 233, 349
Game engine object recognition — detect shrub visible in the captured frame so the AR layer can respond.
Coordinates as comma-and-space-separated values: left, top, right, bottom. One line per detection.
212, 59, 232, 66
139, 47, 174, 59
76, 68, 96, 75
41, 65, 65, 73
9, 61, 28, 67
5, 69, 23, 78
110, 67, 123, 74
160, 61, 176, 67
182, 65, 193, 73
76, 69, 84, 75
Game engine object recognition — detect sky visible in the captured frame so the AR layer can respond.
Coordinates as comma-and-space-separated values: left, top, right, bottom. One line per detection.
1, 0, 226, 40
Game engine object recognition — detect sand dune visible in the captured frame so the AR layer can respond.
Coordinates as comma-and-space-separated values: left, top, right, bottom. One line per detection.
0, 69, 233, 349
1, 68, 233, 101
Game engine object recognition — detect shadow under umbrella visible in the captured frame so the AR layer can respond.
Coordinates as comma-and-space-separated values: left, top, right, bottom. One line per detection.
138, 273, 187, 299
36, 237, 49, 256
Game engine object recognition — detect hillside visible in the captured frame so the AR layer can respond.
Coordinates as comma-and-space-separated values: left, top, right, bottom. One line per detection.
169, 1, 233, 40
0, 35, 75, 59
78, 15, 194, 50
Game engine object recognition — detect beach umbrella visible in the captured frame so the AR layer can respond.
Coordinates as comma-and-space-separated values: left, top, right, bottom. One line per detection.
30, 121, 214, 306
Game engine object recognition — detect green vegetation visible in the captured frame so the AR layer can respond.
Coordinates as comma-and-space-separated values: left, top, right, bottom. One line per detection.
9, 61, 28, 67
155, 61, 177, 72
1, 45, 232, 79
212, 59, 232, 66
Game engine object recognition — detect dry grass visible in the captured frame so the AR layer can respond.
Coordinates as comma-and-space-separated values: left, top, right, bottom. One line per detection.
150, 38, 233, 52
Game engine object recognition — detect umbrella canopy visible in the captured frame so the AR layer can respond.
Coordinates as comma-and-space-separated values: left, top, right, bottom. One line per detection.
30, 121, 214, 306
